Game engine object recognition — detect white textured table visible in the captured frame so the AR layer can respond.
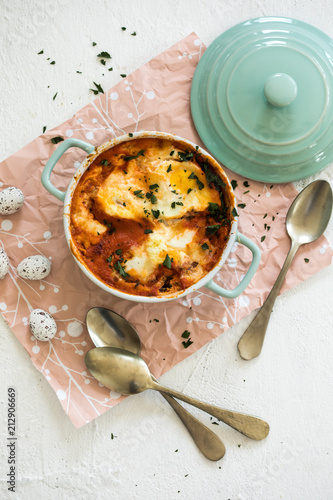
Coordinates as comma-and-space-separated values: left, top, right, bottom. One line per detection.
1, 1, 332, 499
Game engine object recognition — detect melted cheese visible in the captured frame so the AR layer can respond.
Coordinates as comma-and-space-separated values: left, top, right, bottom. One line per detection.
69, 137, 233, 297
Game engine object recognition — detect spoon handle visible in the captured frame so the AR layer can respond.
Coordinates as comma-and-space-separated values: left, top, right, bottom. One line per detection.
237, 241, 300, 360
152, 377, 225, 461
150, 381, 269, 440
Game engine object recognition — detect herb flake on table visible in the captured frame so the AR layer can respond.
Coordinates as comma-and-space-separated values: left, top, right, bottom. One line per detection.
50, 61, 56, 65
90, 82, 104, 95
120, 74, 127, 78
181, 330, 191, 339
51, 136, 64, 144
53, 92, 58, 101
97, 51, 111, 59
43, 126, 47, 134
38, 49, 44, 54
231, 179, 238, 190
238, 203, 246, 209
182, 339, 193, 349
131, 31, 137, 36
243, 181, 250, 187
304, 258, 309, 263
121, 26, 126, 31
261, 235, 266, 242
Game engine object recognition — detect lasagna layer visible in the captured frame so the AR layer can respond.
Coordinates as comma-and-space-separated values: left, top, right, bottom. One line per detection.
69, 137, 234, 297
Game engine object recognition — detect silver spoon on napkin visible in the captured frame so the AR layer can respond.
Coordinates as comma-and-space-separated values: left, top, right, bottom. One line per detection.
85, 345, 270, 441
86, 307, 226, 461
238, 180, 333, 361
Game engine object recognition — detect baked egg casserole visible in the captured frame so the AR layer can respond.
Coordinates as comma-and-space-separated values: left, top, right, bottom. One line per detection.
69, 137, 235, 297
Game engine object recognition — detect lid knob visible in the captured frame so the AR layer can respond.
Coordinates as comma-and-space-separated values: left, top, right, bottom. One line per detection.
264, 73, 298, 107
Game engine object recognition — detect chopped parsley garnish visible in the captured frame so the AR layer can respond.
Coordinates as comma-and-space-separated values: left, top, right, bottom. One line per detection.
92, 42, 97, 46
188, 172, 204, 190
170, 150, 175, 156
167, 164, 172, 173
201, 243, 209, 250
150, 194, 157, 204
131, 31, 137, 36
133, 189, 144, 198
76, 71, 82, 74
121, 26, 126, 31
176, 201, 184, 206
178, 150, 194, 162
115, 249, 122, 255
106, 255, 112, 263
151, 209, 160, 219
144, 229, 153, 234
97, 51, 111, 58
243, 190, 249, 194
115, 261, 129, 278
163, 254, 172, 269
208, 202, 220, 214
202, 162, 226, 190
128, 133, 133, 137
232, 207, 239, 217
38, 49, 44, 54
100, 159, 109, 166
243, 181, 250, 187
50, 61, 56, 65
231, 180, 238, 190
124, 150, 145, 161
100, 59, 106, 65
238, 203, 246, 209
206, 224, 221, 235
51, 136, 64, 144
181, 330, 191, 339
261, 236, 266, 242
171, 202, 176, 209
263, 213, 267, 219
120, 74, 126, 78
53, 92, 58, 100
187, 188, 193, 194
42, 126, 47, 134
304, 258, 309, 263
90, 82, 104, 95
149, 184, 159, 190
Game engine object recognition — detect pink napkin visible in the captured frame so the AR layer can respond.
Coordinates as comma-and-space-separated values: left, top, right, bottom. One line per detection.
0, 33, 332, 428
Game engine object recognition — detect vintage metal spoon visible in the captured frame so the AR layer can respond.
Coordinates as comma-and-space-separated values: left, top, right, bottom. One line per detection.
86, 307, 225, 461
85, 346, 270, 441
238, 179, 333, 361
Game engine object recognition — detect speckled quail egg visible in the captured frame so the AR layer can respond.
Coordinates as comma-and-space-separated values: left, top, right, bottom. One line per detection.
0, 248, 10, 279
0, 187, 24, 215
29, 308, 57, 341
17, 255, 51, 280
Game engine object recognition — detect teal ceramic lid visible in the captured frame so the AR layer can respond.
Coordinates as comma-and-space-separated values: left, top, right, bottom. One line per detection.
191, 17, 333, 183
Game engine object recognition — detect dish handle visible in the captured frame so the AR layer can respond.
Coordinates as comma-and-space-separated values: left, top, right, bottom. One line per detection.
205, 232, 261, 299
41, 138, 95, 201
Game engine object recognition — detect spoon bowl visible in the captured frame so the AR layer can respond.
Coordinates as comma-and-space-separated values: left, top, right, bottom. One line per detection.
286, 180, 332, 244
